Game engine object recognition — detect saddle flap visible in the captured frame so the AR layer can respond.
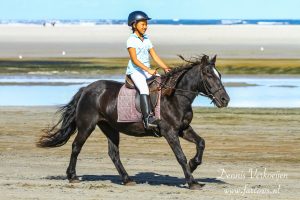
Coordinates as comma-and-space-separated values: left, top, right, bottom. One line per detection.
117, 85, 161, 123
124, 75, 161, 113
135, 92, 159, 113
125, 75, 135, 89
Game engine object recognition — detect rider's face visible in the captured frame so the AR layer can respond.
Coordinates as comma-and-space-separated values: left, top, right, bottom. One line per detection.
134, 20, 148, 35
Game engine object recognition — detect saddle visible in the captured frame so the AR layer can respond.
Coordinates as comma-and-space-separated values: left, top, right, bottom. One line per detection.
125, 75, 161, 113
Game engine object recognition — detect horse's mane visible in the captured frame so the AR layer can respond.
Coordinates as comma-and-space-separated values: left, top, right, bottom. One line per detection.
161, 54, 209, 79
159, 54, 210, 96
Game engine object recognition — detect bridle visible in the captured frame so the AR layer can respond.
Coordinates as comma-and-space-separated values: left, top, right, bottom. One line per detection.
157, 64, 225, 104
198, 65, 225, 104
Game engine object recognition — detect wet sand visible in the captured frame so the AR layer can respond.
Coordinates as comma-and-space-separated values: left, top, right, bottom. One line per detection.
1, 25, 300, 58
0, 107, 299, 199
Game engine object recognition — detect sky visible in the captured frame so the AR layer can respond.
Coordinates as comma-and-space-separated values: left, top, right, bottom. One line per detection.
0, 0, 299, 20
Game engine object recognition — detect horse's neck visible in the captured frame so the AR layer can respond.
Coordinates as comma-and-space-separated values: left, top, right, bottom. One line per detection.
174, 67, 200, 103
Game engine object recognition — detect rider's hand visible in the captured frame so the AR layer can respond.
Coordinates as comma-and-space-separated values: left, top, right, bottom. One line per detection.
164, 67, 172, 73
148, 69, 157, 75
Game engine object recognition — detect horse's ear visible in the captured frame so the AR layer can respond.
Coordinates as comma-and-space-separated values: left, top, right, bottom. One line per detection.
210, 54, 217, 64
201, 55, 209, 64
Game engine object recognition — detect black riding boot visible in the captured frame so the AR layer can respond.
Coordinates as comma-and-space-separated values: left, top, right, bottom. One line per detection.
140, 94, 159, 129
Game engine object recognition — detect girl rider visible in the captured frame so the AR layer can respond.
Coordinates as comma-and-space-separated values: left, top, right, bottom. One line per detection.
126, 11, 171, 130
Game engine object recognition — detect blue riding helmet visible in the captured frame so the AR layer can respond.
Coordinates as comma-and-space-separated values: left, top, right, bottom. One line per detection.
128, 11, 151, 26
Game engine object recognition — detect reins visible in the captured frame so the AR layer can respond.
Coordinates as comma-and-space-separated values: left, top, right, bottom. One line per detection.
156, 79, 209, 97
155, 59, 224, 104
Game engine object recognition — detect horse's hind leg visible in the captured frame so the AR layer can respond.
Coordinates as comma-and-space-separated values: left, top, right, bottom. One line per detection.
98, 122, 135, 185
66, 119, 96, 183
180, 125, 205, 173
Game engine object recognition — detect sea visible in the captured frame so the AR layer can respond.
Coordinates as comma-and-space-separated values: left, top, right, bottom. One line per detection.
1, 19, 300, 26
0, 76, 299, 107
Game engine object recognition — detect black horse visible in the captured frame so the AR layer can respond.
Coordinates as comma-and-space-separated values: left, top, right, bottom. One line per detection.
37, 55, 230, 190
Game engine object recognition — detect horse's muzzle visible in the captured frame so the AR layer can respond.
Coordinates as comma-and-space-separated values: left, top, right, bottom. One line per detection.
220, 94, 230, 107
215, 94, 230, 108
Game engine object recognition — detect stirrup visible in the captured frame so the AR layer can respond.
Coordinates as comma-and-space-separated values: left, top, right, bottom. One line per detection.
143, 116, 161, 137
143, 115, 159, 129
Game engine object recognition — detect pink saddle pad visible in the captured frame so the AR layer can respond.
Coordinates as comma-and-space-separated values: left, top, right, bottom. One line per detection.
117, 85, 161, 122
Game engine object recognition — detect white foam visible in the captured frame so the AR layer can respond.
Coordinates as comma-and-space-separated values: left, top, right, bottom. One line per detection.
221, 19, 243, 25
257, 21, 287, 25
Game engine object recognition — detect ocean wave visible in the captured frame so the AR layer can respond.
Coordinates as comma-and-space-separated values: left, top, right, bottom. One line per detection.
221, 19, 243, 25
257, 21, 289, 25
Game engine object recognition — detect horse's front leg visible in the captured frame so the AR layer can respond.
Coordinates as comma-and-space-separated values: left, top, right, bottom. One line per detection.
162, 128, 204, 190
180, 125, 205, 173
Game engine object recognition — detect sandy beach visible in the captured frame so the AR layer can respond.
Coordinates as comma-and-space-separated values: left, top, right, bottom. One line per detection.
0, 107, 299, 200
1, 24, 300, 200
1, 25, 300, 58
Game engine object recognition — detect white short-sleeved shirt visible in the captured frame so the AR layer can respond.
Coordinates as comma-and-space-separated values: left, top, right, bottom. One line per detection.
126, 33, 153, 75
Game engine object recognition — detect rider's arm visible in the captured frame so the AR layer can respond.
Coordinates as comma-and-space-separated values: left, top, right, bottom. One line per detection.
149, 48, 171, 73
128, 47, 156, 75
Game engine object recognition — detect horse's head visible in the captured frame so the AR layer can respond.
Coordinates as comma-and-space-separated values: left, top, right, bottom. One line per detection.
162, 55, 230, 107
198, 55, 230, 108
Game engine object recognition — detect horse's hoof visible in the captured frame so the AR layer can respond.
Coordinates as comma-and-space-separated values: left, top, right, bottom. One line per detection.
69, 177, 80, 183
189, 183, 205, 190
124, 180, 136, 186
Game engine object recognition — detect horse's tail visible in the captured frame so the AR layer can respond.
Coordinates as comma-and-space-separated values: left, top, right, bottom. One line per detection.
37, 87, 85, 148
